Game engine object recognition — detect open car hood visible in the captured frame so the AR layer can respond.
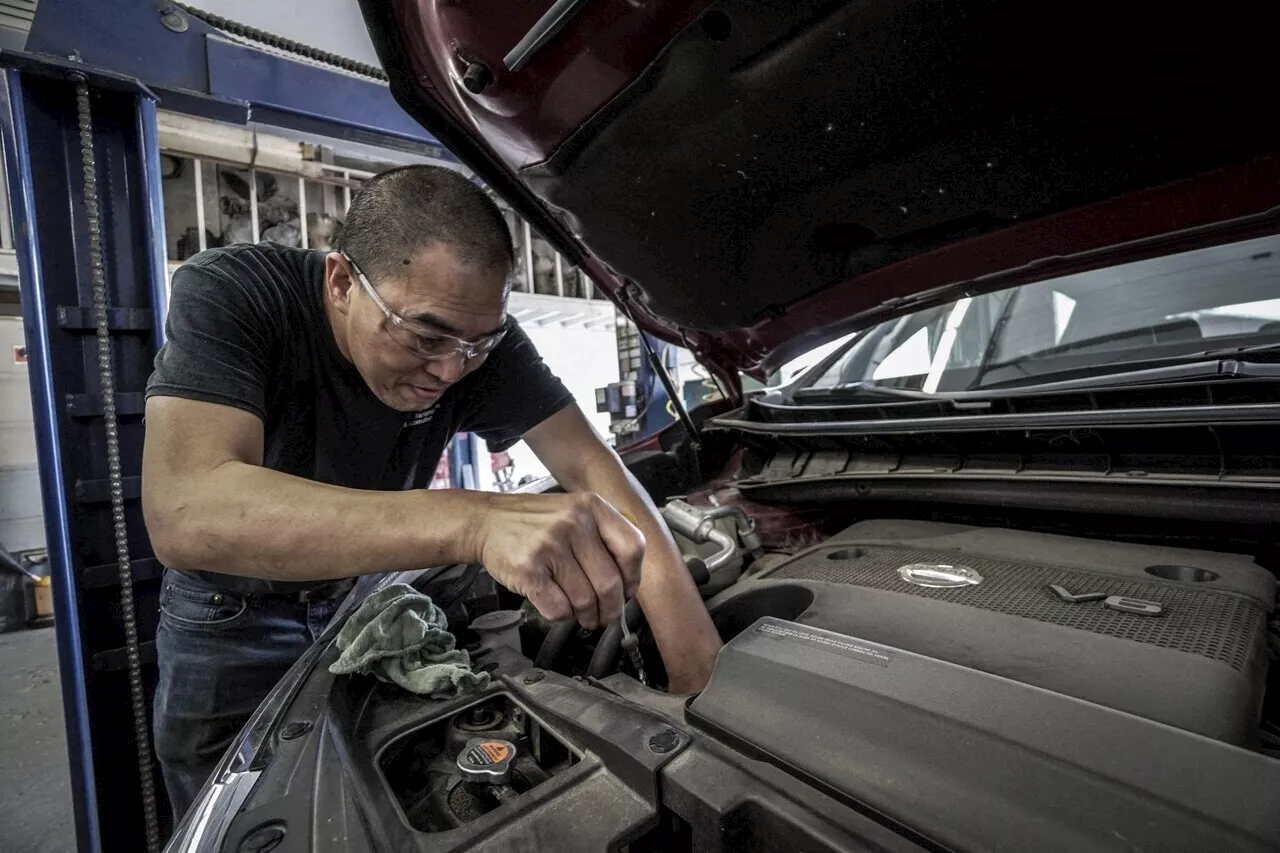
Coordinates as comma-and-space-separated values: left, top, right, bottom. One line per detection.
359, 1, 1279, 385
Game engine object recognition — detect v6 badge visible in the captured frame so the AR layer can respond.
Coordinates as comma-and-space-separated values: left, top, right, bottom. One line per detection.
1048, 584, 1164, 617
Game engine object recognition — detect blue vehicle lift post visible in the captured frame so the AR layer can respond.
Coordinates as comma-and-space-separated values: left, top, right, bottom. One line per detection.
0, 57, 171, 851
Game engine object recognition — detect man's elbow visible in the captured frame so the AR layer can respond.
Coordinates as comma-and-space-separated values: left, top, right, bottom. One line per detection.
142, 484, 206, 570
144, 502, 190, 569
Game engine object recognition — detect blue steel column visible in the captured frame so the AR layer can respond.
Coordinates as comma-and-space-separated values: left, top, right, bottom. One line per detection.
449, 432, 480, 490
0, 60, 171, 853
0, 68, 103, 853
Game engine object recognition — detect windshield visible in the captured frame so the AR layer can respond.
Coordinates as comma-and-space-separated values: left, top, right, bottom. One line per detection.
807, 234, 1280, 393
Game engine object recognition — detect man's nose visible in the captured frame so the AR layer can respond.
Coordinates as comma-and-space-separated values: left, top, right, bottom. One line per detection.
424, 351, 467, 384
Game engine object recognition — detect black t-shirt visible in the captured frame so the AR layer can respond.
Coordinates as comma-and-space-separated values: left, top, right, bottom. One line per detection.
146, 242, 574, 593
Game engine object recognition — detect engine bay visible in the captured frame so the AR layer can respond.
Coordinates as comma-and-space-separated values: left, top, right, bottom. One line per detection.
509, 493, 1277, 748
333, 491, 1278, 851
217, 478, 1280, 852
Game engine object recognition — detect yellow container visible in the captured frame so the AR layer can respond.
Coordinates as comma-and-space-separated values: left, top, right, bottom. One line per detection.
33, 575, 53, 618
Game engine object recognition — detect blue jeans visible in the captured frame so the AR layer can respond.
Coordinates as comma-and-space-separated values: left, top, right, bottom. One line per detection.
152, 570, 345, 824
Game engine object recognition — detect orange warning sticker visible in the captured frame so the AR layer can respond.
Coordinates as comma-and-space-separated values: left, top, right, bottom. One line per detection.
480, 741, 511, 763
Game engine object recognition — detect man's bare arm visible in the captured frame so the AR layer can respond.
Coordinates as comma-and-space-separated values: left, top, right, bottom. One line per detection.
524, 406, 722, 693
143, 396, 644, 626
142, 396, 487, 580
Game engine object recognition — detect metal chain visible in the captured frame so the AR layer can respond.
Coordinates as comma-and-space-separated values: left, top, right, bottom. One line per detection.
171, 2, 389, 81
73, 78, 162, 853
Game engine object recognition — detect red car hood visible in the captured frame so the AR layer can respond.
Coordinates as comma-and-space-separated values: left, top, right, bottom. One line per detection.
359, 1, 1277, 390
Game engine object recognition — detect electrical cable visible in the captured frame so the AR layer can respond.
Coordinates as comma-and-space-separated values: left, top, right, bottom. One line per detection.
586, 598, 644, 682
618, 598, 647, 685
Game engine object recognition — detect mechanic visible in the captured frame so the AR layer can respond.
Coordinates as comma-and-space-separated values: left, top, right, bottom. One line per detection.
141, 165, 722, 821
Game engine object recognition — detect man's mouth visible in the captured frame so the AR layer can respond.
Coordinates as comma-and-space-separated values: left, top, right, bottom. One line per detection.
404, 383, 444, 405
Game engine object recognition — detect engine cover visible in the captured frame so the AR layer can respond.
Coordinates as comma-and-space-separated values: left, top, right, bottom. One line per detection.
688, 617, 1280, 853
707, 519, 1274, 743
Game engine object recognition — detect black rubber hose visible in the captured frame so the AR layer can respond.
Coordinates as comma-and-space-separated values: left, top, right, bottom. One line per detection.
685, 555, 710, 587
586, 599, 644, 680
534, 620, 576, 670
434, 563, 481, 611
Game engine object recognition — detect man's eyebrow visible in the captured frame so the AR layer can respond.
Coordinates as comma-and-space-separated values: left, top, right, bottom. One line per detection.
407, 311, 506, 339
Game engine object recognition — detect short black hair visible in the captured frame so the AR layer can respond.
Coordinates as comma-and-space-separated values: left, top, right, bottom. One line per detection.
337, 165, 513, 282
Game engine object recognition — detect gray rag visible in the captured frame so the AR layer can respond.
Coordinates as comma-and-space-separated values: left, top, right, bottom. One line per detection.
328, 583, 489, 697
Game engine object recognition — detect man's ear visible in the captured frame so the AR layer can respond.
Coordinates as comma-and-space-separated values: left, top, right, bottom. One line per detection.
324, 252, 355, 315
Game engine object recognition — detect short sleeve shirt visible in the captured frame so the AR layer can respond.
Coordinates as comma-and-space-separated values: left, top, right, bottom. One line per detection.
146, 242, 574, 592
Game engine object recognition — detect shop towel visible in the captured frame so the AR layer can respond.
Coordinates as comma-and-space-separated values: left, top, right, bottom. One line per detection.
329, 583, 488, 697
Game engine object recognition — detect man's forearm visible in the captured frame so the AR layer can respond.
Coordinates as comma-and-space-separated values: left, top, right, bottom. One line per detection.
574, 461, 723, 692
635, 545, 722, 693
146, 460, 485, 580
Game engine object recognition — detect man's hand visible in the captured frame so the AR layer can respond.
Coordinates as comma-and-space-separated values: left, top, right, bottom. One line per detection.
472, 491, 645, 629
522, 407, 724, 694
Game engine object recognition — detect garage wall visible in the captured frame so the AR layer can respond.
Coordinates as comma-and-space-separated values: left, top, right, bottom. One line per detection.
2, 122, 43, 554
0, 315, 44, 553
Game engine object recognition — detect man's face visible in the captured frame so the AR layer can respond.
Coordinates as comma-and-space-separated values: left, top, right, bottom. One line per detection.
325, 243, 509, 412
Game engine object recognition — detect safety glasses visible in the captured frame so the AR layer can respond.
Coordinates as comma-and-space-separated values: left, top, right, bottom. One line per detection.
342, 252, 507, 362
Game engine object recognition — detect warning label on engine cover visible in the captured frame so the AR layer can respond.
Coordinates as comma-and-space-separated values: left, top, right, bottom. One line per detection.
755, 622, 893, 667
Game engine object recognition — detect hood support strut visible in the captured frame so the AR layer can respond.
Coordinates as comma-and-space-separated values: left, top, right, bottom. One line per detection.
619, 289, 703, 479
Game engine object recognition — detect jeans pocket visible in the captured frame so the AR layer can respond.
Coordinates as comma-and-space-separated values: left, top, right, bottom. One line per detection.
160, 575, 249, 631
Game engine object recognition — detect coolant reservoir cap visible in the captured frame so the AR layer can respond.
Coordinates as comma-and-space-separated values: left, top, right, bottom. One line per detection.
468, 610, 524, 632
457, 737, 517, 784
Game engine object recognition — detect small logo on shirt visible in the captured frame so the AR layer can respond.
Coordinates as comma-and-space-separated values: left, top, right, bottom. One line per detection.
404, 406, 437, 428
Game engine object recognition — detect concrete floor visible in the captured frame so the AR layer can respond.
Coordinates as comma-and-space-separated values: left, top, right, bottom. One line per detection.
0, 627, 77, 853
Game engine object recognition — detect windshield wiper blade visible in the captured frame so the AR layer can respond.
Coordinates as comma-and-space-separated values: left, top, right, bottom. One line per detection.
1230, 341, 1280, 357
790, 345, 1280, 404
976, 352, 1280, 392
976, 321, 1236, 378
795, 381, 938, 401
787, 356, 1280, 408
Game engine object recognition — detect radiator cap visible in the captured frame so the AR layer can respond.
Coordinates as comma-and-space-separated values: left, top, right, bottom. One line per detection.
457, 737, 516, 784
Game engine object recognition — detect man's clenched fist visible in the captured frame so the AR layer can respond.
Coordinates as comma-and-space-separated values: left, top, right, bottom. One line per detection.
472, 491, 645, 629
